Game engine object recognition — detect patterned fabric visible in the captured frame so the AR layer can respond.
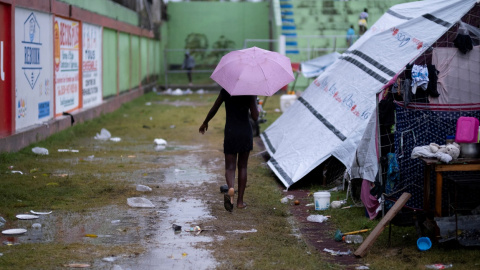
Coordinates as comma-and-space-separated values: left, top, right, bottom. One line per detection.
393, 102, 480, 209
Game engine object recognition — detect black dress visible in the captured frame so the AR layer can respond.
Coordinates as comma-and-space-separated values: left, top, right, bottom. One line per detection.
220, 89, 253, 154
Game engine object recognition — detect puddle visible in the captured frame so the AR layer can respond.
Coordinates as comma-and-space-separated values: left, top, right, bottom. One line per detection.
116, 198, 217, 270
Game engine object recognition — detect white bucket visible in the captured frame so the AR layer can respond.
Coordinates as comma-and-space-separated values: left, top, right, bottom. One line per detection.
314, 192, 331, 210
280, 94, 298, 112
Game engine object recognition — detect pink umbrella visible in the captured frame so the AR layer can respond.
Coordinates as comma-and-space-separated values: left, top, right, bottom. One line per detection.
210, 47, 295, 96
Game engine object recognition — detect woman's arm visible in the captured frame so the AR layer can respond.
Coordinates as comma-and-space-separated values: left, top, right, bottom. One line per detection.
199, 93, 224, 134
249, 96, 259, 122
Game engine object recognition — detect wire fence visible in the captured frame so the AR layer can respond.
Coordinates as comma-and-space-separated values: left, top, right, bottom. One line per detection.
164, 35, 360, 88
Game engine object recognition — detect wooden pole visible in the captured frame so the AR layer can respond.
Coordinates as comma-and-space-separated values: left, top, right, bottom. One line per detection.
354, 192, 411, 257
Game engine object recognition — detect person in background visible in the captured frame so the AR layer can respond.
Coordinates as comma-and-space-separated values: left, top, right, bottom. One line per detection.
346, 25, 355, 47
358, 8, 369, 35
182, 51, 195, 86
199, 89, 258, 212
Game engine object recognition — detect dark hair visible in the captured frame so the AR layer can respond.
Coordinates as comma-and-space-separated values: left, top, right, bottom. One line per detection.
364, 8, 368, 12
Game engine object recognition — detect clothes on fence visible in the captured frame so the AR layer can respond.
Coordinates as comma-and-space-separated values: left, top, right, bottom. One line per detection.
386, 153, 399, 194
411, 64, 429, 94
411, 144, 452, 163
454, 33, 473, 54
430, 47, 480, 104
361, 179, 381, 220
425, 64, 440, 98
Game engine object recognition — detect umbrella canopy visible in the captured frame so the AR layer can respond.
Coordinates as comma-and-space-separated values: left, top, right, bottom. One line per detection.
210, 47, 295, 96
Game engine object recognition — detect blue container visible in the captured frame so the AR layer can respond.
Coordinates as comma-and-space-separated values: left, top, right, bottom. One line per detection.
417, 237, 432, 251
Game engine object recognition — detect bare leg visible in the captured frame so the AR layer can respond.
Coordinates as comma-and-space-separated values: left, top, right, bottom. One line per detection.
225, 153, 237, 189
236, 151, 250, 208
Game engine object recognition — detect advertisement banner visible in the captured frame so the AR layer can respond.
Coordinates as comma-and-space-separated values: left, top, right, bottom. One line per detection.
15, 8, 54, 130
82, 23, 102, 108
0, 3, 12, 137
54, 17, 80, 116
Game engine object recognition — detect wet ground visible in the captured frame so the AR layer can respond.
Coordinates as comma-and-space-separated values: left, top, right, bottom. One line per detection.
1, 93, 373, 270
2, 141, 222, 269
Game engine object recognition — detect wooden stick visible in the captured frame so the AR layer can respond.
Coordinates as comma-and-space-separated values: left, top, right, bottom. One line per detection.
354, 192, 411, 258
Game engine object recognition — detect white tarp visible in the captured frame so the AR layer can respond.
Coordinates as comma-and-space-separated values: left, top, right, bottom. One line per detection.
261, 0, 477, 188
300, 52, 340, 78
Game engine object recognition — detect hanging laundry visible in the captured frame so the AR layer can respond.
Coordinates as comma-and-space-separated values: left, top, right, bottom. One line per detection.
403, 78, 412, 107
411, 64, 429, 94
454, 34, 473, 54
426, 64, 440, 97
454, 22, 474, 54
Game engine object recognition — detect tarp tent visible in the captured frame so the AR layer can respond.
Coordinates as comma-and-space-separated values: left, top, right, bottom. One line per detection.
261, 0, 479, 189
300, 52, 340, 79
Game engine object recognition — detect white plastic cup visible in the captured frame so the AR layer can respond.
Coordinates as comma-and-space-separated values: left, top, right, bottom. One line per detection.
314, 192, 331, 210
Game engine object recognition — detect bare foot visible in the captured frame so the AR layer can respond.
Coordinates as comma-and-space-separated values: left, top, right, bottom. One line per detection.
237, 202, 247, 209
228, 188, 235, 205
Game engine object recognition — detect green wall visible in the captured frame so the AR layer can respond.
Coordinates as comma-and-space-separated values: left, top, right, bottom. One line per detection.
58, 0, 138, 26
166, 2, 269, 67
140, 37, 148, 82
103, 28, 118, 97
130, 35, 140, 89
118, 32, 131, 93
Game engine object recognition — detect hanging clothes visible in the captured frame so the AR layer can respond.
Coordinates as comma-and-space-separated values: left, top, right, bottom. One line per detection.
426, 64, 440, 97
411, 64, 429, 94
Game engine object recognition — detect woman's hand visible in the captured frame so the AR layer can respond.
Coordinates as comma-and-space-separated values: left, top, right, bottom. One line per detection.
199, 123, 208, 134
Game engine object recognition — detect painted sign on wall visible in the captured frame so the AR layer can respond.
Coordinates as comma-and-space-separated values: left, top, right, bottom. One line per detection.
15, 8, 54, 131
82, 23, 102, 108
54, 17, 80, 116
0, 3, 13, 137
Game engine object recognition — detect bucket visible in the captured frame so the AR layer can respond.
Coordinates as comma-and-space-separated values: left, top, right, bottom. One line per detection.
314, 192, 331, 210
455, 117, 479, 143
417, 237, 432, 251
280, 94, 298, 112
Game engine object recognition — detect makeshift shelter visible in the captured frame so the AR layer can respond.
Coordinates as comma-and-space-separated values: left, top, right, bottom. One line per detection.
261, 0, 480, 191
300, 52, 340, 79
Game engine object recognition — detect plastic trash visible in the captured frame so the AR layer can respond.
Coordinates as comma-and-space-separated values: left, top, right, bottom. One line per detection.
171, 88, 183, 96
344, 234, 364, 244
323, 248, 352, 256
136, 184, 152, 192
172, 224, 182, 232
32, 223, 42, 229
196, 89, 205, 94
331, 200, 346, 209
280, 195, 295, 204
174, 169, 186, 174
102, 256, 119, 262
355, 266, 369, 270
32, 147, 49, 155
154, 145, 166, 151
111, 220, 121, 224
145, 102, 152, 106
110, 137, 121, 142
30, 210, 52, 215
154, 138, 167, 145
307, 215, 329, 223
94, 128, 111, 140
425, 264, 453, 269
11, 170, 23, 174
127, 197, 155, 208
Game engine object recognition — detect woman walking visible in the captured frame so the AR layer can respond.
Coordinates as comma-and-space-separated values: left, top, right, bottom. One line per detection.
199, 89, 258, 212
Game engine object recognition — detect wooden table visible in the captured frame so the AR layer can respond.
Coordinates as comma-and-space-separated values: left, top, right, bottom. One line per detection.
420, 157, 480, 217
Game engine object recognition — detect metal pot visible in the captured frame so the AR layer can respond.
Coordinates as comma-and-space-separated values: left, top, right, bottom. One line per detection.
459, 143, 480, 158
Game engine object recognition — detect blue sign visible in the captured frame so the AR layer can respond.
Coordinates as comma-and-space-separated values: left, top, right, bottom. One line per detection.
22, 12, 42, 89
